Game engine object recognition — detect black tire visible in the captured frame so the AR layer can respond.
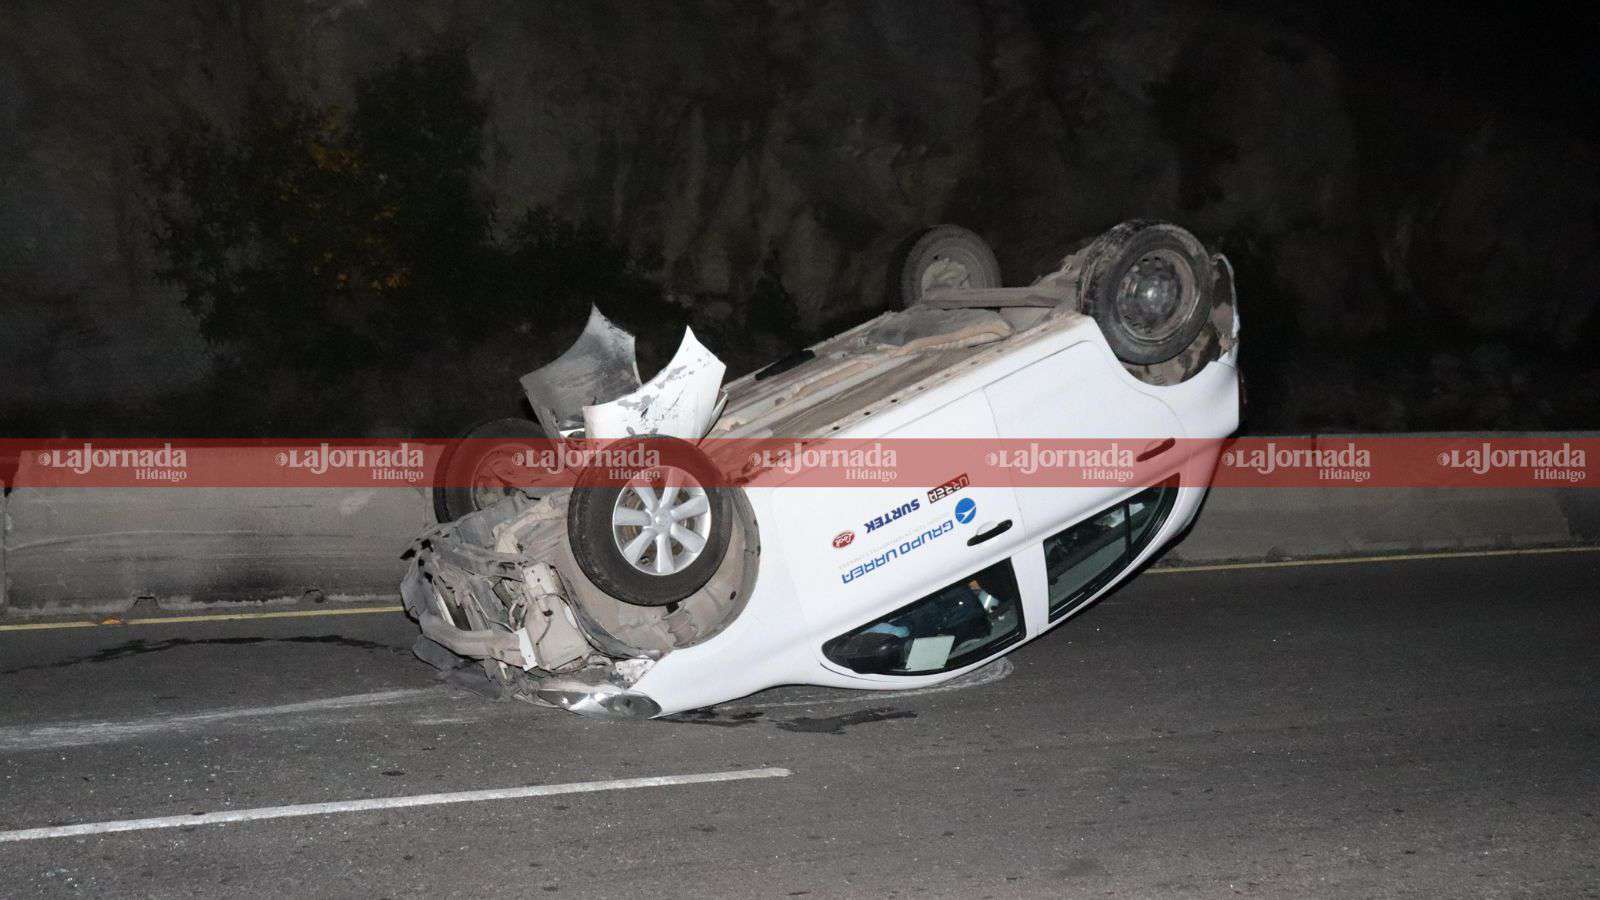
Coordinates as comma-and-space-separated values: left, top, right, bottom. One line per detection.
1079, 221, 1215, 366
431, 417, 548, 523
566, 436, 733, 607
898, 224, 1002, 307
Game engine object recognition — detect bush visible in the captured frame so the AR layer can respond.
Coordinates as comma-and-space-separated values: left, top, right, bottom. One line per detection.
143, 50, 668, 435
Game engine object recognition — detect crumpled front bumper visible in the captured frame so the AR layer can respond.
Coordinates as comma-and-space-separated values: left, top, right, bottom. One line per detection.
401, 521, 663, 720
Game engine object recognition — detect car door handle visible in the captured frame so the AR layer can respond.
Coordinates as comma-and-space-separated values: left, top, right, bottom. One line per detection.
966, 519, 1013, 546
1135, 437, 1176, 462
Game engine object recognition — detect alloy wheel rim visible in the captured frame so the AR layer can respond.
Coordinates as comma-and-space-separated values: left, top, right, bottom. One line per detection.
611, 471, 714, 576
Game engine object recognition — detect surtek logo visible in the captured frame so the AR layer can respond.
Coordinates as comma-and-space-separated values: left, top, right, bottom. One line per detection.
841, 519, 956, 584
864, 498, 920, 533
832, 530, 856, 549
927, 473, 969, 504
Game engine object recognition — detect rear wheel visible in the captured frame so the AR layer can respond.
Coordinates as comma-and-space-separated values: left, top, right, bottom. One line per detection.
1078, 221, 1215, 366
899, 224, 1002, 307
431, 417, 547, 523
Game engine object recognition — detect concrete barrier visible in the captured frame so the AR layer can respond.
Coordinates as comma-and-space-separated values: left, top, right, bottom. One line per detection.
1, 486, 430, 615
1164, 487, 1596, 565
1162, 431, 1600, 564
0, 489, 8, 612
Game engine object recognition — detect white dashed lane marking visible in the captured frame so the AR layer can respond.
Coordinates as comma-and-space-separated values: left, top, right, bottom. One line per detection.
0, 768, 793, 843
0, 688, 441, 753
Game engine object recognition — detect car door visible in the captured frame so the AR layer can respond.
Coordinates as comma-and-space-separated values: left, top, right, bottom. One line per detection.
774, 390, 1026, 676
819, 548, 1030, 677
1035, 478, 1179, 622
983, 341, 1184, 538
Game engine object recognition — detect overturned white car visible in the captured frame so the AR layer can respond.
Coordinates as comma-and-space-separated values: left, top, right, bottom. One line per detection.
402, 220, 1241, 718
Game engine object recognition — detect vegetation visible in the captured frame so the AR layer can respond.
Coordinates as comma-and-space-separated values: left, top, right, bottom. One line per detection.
142, 51, 669, 435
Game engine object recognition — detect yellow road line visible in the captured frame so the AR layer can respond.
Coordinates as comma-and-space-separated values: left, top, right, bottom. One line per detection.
1147, 544, 1600, 575
0, 605, 403, 633
0, 620, 102, 632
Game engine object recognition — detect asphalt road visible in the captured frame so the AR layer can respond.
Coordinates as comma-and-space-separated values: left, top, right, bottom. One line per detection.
1, 549, 1596, 898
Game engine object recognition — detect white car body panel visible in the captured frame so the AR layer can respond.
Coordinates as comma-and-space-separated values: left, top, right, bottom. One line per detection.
581, 326, 727, 440
406, 240, 1240, 718
631, 318, 1238, 714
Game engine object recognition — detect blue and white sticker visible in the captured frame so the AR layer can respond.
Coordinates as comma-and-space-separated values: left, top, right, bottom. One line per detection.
840, 519, 956, 585
954, 497, 977, 524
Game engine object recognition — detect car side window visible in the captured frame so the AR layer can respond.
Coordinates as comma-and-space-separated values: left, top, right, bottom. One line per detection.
1045, 481, 1177, 619
823, 559, 1025, 675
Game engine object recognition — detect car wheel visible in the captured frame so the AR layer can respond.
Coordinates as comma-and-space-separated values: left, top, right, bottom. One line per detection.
431, 417, 547, 523
899, 224, 1003, 307
1078, 221, 1216, 366
566, 436, 733, 607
